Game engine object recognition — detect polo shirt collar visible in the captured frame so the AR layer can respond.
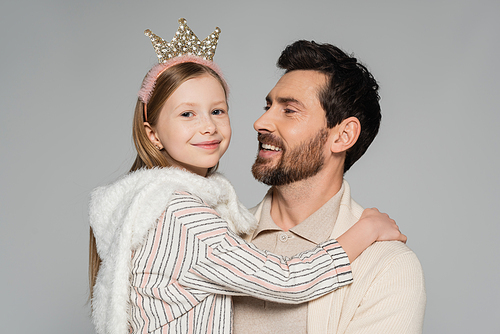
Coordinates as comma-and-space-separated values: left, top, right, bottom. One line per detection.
252, 183, 345, 244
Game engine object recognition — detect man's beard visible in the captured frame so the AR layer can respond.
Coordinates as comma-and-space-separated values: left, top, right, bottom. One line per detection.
252, 129, 329, 186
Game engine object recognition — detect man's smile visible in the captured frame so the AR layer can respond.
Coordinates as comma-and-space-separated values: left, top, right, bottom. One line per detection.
261, 143, 282, 151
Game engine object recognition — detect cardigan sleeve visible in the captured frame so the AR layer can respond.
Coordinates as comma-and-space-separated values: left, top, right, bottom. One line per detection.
175, 192, 354, 304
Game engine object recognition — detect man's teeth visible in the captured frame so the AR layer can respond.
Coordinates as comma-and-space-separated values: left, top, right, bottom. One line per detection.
262, 143, 282, 151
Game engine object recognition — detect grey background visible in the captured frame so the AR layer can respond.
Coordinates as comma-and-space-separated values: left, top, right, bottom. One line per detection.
1, 0, 498, 333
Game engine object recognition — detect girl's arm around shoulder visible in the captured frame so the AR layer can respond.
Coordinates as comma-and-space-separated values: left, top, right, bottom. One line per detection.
170, 192, 353, 304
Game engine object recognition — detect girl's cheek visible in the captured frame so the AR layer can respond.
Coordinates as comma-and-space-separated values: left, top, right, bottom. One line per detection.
220, 123, 231, 137
217, 117, 231, 127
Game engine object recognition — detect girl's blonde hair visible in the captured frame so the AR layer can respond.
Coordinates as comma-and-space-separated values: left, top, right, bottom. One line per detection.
89, 62, 228, 302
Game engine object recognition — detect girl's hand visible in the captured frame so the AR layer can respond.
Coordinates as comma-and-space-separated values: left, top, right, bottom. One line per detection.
359, 208, 407, 243
336, 208, 407, 263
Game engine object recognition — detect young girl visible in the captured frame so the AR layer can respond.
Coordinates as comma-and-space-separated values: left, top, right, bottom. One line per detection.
89, 20, 405, 334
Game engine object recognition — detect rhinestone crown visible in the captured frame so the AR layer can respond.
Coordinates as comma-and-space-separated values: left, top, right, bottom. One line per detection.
145, 18, 221, 62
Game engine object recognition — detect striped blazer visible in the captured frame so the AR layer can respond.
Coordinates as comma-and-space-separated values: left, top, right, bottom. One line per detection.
90, 168, 353, 334
129, 191, 353, 333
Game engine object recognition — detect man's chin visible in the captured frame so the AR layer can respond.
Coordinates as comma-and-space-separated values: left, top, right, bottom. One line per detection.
251, 158, 325, 186
251, 160, 276, 185
251, 162, 291, 186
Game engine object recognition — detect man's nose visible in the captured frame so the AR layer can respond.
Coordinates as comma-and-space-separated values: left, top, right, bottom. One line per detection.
254, 108, 276, 133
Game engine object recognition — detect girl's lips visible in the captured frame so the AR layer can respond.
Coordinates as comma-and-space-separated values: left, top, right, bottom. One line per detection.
192, 140, 221, 150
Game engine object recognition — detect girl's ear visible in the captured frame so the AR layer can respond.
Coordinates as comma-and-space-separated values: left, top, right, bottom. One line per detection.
330, 117, 361, 154
144, 122, 163, 150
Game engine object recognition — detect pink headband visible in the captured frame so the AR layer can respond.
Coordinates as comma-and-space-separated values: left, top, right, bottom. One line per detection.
138, 55, 228, 122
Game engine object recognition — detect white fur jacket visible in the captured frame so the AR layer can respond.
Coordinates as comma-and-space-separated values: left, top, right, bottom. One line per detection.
89, 167, 257, 334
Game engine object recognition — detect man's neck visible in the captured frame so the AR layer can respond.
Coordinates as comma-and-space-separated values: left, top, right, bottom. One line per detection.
270, 168, 343, 231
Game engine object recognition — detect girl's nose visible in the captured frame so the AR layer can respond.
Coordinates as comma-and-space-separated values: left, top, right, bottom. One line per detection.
201, 116, 217, 135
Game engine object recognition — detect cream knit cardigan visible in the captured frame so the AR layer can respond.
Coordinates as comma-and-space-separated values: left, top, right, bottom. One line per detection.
248, 180, 426, 334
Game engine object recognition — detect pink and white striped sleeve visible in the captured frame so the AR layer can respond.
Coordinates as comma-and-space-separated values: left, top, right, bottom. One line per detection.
175, 193, 353, 304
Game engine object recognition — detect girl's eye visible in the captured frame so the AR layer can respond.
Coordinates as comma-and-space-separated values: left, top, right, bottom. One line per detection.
181, 111, 194, 117
212, 109, 225, 115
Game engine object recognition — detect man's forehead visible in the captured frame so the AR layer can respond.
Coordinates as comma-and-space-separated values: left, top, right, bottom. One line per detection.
267, 70, 327, 103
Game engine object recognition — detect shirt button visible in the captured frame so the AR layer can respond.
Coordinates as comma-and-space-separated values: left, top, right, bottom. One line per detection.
279, 232, 289, 242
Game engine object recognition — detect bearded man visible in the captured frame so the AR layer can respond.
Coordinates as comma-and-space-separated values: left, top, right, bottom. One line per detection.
233, 40, 426, 334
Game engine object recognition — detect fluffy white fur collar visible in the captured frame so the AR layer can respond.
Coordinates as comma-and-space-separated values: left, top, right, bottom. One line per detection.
89, 167, 257, 334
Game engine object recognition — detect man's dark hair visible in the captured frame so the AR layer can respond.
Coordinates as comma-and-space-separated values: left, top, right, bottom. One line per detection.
277, 40, 381, 173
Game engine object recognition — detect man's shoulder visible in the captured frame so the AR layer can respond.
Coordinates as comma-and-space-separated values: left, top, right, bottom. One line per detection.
362, 241, 422, 268
345, 193, 424, 282
353, 240, 425, 295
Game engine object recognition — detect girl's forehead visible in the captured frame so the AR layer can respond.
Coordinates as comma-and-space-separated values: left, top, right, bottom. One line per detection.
175, 75, 225, 97
163, 75, 227, 112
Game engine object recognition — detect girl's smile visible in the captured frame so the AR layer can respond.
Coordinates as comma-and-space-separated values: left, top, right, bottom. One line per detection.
192, 140, 222, 150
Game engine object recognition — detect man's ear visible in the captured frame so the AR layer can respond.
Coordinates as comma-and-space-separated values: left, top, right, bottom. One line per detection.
330, 117, 361, 153
143, 122, 163, 150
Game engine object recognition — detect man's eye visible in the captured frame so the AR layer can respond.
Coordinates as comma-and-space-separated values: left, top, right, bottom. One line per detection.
284, 108, 296, 114
263, 106, 270, 111
212, 109, 225, 115
181, 111, 194, 117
